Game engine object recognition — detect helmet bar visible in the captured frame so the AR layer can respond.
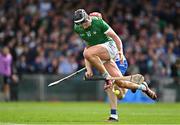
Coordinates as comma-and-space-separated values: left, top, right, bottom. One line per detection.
74, 16, 85, 23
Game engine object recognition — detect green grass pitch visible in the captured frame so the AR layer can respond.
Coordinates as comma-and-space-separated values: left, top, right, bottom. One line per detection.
0, 102, 180, 125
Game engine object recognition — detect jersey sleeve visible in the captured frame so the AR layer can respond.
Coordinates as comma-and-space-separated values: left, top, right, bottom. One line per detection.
99, 19, 110, 33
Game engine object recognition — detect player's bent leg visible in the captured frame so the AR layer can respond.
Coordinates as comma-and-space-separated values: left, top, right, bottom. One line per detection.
104, 60, 157, 100
105, 74, 144, 93
105, 88, 118, 121
104, 60, 123, 122
83, 45, 110, 75
110, 74, 144, 95
123, 74, 144, 93
104, 60, 130, 121
104, 60, 139, 90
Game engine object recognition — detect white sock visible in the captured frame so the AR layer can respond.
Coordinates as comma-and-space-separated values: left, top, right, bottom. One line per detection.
110, 114, 118, 119
138, 84, 147, 91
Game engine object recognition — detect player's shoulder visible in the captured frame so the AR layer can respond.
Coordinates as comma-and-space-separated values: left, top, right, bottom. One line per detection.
91, 16, 102, 21
91, 16, 103, 25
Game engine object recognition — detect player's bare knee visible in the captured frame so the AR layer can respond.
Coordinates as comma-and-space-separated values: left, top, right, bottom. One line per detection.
83, 49, 93, 59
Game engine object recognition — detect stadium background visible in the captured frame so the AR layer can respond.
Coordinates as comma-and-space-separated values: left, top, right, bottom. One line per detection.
0, 0, 179, 102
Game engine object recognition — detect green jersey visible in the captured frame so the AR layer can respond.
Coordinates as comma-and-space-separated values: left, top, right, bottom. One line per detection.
74, 17, 112, 46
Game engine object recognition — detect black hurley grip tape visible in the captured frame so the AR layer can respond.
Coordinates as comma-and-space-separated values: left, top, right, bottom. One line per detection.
83, 76, 106, 81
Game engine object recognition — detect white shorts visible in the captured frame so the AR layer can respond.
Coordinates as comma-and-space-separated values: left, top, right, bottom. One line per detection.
100, 41, 119, 60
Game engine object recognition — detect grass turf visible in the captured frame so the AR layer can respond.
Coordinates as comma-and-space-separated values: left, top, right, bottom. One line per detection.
0, 102, 180, 125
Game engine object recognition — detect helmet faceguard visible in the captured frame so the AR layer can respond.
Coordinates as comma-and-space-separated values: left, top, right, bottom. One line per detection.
74, 9, 89, 25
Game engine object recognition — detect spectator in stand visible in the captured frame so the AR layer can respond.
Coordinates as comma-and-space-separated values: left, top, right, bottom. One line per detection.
0, 47, 12, 101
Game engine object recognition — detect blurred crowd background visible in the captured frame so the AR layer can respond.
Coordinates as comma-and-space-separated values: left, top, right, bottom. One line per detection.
0, 0, 179, 101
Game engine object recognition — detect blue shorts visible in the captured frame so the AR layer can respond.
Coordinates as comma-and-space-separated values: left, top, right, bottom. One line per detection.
115, 59, 128, 75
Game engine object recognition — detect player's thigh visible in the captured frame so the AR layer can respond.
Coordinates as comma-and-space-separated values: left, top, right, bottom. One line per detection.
83, 44, 110, 60
104, 60, 123, 77
104, 60, 125, 89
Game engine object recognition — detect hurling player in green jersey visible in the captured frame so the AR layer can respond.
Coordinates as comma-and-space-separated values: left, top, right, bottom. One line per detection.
89, 12, 130, 121
73, 9, 157, 121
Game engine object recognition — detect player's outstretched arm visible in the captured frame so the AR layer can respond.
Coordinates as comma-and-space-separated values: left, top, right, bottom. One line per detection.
105, 28, 124, 63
